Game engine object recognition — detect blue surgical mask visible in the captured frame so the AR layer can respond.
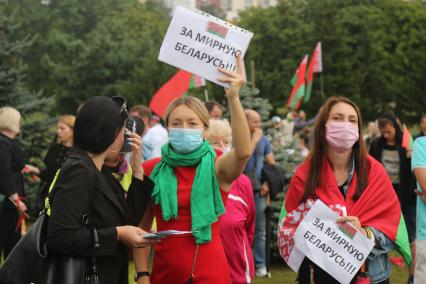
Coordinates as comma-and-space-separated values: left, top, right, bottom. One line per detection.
168, 128, 204, 154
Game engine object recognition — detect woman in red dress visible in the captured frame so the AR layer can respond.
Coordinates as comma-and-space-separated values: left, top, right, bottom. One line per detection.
133, 55, 251, 284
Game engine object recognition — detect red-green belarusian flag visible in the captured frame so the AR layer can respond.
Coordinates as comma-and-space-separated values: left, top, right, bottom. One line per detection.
149, 70, 192, 117
286, 55, 308, 110
278, 156, 412, 275
337, 222, 357, 240
150, 71, 207, 117
206, 21, 228, 39
304, 42, 322, 103
189, 74, 206, 89
402, 125, 414, 149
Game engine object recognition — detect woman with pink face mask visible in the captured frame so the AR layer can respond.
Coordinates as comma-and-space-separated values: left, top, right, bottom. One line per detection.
278, 97, 411, 284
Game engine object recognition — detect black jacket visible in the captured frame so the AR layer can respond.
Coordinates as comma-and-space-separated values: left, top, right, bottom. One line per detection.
37, 143, 73, 212
368, 114, 416, 207
46, 149, 153, 284
262, 164, 285, 199
0, 133, 26, 208
40, 143, 73, 186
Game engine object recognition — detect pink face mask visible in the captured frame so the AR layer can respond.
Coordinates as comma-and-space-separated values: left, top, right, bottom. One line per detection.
325, 122, 359, 151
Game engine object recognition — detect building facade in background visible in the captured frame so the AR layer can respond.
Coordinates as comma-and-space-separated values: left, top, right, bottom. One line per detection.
163, 0, 197, 10
163, 0, 277, 20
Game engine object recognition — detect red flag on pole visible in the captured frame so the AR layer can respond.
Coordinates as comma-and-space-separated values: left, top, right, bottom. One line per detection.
149, 70, 193, 117
304, 42, 322, 103
189, 74, 206, 88
286, 55, 308, 110
313, 42, 323, 73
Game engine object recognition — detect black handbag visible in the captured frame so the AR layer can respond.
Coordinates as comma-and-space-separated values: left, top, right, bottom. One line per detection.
0, 160, 100, 284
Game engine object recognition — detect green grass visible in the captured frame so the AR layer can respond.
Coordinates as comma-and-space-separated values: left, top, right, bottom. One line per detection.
253, 263, 408, 284
128, 260, 409, 283
2, 251, 408, 283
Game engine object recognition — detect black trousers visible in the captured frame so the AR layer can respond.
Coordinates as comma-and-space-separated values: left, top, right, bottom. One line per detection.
297, 258, 390, 284
0, 204, 21, 259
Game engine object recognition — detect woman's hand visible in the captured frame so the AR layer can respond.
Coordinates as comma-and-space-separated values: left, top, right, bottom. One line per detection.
260, 181, 270, 197
336, 216, 367, 235
10, 193, 28, 214
15, 199, 27, 215
22, 164, 40, 175
116, 226, 157, 248
127, 131, 144, 180
137, 276, 150, 284
218, 54, 246, 100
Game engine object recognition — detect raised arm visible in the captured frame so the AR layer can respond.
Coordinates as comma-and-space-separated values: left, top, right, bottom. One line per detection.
215, 55, 251, 191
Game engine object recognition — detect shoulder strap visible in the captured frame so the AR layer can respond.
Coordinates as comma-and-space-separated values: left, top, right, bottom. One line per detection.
45, 158, 96, 221
82, 164, 96, 226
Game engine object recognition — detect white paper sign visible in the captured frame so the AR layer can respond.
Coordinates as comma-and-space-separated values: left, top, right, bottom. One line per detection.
158, 6, 253, 87
294, 200, 375, 284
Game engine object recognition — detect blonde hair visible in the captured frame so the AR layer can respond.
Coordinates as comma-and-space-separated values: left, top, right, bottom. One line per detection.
205, 119, 232, 141
164, 96, 210, 127
58, 115, 76, 129
0, 106, 21, 133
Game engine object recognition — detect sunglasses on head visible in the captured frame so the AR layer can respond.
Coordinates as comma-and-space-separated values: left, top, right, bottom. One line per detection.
111, 96, 128, 116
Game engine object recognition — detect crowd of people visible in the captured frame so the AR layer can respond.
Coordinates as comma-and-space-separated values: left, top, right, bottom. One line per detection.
1, 64, 426, 283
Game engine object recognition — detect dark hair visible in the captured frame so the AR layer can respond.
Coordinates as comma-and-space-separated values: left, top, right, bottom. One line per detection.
304, 96, 370, 201
74, 96, 127, 154
129, 105, 151, 119
205, 101, 224, 113
377, 112, 402, 144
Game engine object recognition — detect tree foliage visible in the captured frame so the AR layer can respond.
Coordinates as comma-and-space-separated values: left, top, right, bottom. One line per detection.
239, 0, 426, 123
0, 12, 54, 159
0, 12, 55, 214
1, 0, 425, 124
2, 0, 174, 113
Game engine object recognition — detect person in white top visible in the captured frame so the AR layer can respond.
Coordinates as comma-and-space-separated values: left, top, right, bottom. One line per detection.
142, 115, 168, 160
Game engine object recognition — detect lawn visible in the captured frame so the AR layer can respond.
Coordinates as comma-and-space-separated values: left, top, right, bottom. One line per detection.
2, 251, 409, 283
253, 264, 408, 284
128, 257, 409, 283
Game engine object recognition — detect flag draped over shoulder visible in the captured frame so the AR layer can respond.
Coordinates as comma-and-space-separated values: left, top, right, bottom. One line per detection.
149, 70, 192, 117
286, 55, 308, 110
304, 42, 322, 103
278, 155, 411, 272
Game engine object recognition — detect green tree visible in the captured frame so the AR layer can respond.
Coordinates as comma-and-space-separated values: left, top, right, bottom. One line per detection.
239, 0, 426, 123
3, 0, 172, 113
0, 12, 55, 214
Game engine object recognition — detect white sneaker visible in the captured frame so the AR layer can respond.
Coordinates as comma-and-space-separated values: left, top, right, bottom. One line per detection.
256, 267, 268, 277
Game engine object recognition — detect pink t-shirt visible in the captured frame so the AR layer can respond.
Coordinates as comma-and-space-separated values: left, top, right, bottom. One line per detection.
220, 174, 255, 284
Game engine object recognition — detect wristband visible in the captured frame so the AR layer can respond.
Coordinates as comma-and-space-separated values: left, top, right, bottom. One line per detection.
134, 271, 150, 281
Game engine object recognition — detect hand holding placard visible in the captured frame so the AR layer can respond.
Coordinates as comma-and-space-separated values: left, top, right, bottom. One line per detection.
293, 200, 375, 284
218, 54, 246, 100
158, 6, 253, 87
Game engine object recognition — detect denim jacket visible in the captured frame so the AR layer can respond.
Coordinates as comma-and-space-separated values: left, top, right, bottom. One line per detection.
342, 157, 395, 283
366, 228, 395, 283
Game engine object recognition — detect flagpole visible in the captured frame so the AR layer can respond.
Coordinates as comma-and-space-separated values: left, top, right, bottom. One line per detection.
204, 87, 209, 102
320, 73, 325, 96
250, 60, 256, 91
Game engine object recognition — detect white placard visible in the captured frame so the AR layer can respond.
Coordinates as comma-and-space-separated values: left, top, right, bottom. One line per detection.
294, 200, 374, 284
158, 6, 253, 87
